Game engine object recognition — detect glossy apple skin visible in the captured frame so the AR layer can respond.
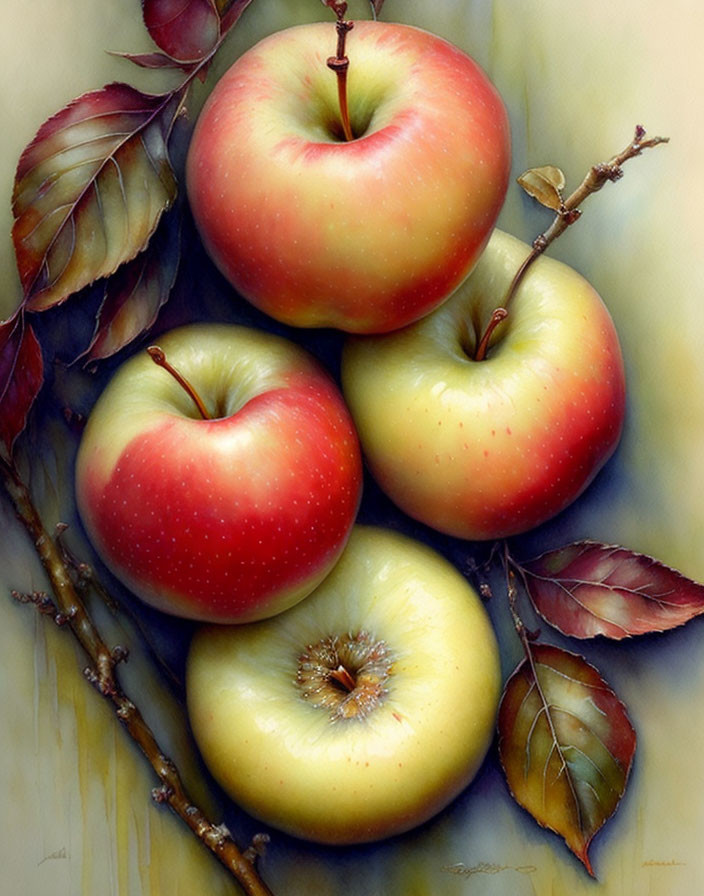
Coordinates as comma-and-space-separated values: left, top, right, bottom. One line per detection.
186, 525, 501, 844
186, 20, 510, 333
341, 229, 627, 540
75, 323, 363, 623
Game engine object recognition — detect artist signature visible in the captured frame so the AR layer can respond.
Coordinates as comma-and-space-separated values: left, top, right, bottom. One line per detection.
642, 859, 686, 868
442, 859, 686, 877
442, 862, 537, 877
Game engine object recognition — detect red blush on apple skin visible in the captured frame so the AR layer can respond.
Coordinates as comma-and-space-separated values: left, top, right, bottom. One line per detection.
78, 382, 363, 621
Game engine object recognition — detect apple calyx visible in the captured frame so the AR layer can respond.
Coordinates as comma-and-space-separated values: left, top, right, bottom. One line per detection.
147, 345, 212, 420
323, 0, 355, 141
296, 630, 393, 721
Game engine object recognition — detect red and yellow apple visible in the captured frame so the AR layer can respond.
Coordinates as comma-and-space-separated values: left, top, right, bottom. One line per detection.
186, 524, 501, 844
186, 20, 510, 333
75, 323, 363, 623
341, 229, 627, 540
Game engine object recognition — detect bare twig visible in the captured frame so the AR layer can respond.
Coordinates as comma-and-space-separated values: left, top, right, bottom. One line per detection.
1, 455, 275, 896
56, 526, 185, 694
503, 544, 541, 650
503, 126, 669, 310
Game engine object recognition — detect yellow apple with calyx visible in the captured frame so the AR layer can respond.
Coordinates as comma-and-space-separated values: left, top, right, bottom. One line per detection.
186, 525, 501, 844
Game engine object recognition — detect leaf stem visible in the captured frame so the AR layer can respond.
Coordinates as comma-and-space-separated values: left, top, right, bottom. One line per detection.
501, 545, 587, 856
502, 544, 542, 655
0, 455, 274, 896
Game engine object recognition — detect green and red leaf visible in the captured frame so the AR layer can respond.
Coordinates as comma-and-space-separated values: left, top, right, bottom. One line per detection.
12, 83, 179, 313
519, 541, 704, 639
80, 209, 181, 364
498, 643, 636, 876
0, 313, 44, 456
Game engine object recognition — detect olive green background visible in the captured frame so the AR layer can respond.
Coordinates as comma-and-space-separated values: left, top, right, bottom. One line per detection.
1, 1, 703, 894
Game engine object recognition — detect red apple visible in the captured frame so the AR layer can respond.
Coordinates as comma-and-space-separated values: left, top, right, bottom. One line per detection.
75, 323, 363, 622
186, 19, 510, 333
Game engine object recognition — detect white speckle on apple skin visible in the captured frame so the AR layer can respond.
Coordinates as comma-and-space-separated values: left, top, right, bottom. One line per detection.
76, 324, 363, 623
341, 229, 626, 539
186, 21, 510, 333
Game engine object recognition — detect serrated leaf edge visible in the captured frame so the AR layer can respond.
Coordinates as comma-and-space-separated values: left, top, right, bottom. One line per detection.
497, 643, 637, 877
518, 540, 704, 641
12, 83, 181, 311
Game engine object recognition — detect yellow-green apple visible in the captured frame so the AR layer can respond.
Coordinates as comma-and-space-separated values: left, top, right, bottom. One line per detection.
186, 20, 510, 333
341, 229, 627, 540
75, 323, 362, 623
186, 524, 501, 844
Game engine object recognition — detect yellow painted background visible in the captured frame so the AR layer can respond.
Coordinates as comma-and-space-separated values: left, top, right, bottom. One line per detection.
1, 1, 703, 894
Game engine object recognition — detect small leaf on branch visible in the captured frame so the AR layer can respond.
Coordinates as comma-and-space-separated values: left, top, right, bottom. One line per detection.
142, 0, 220, 62
12, 83, 179, 312
498, 643, 636, 876
519, 541, 704, 639
79, 208, 181, 364
517, 165, 566, 211
369, 0, 386, 18
0, 313, 44, 456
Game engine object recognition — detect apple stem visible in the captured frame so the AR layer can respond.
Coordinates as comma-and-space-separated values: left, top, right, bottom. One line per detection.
325, 1, 355, 141
483, 126, 670, 343
329, 664, 357, 692
147, 345, 212, 421
474, 307, 509, 362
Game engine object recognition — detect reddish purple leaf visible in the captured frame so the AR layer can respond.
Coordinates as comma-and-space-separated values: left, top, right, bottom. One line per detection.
217, 0, 256, 33
142, 0, 220, 62
112, 50, 194, 71
80, 210, 181, 364
12, 83, 178, 312
0, 314, 44, 455
520, 541, 704, 639
498, 643, 636, 876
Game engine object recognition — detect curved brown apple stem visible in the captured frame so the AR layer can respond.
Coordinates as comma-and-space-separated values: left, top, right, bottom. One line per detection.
147, 345, 212, 421
474, 307, 509, 362
477, 126, 669, 355
324, 0, 355, 141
